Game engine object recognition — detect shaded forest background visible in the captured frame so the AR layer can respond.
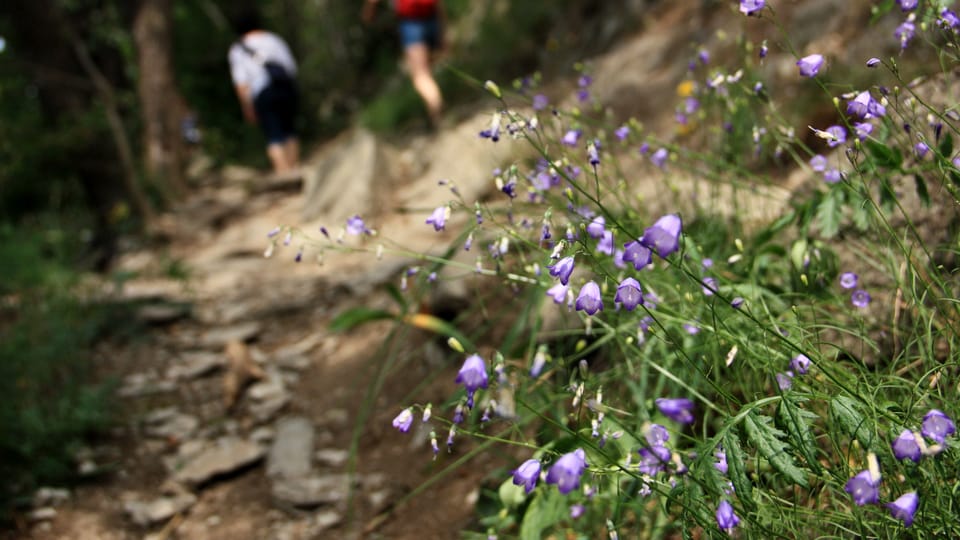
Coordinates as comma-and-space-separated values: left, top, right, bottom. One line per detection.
0, 0, 650, 518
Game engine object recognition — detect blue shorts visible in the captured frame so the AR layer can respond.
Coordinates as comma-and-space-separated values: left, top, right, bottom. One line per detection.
398, 18, 440, 50
253, 81, 298, 145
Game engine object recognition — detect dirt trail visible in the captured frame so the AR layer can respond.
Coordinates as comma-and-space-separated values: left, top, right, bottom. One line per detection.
17, 1, 880, 537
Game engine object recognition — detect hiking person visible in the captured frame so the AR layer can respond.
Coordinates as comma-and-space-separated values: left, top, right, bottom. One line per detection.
362, 0, 446, 127
228, 11, 300, 174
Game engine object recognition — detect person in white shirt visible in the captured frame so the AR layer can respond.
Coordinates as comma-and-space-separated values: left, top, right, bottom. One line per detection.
228, 12, 300, 173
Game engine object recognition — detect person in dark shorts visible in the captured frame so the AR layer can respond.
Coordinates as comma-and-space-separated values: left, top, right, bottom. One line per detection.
228, 12, 300, 173
363, 0, 445, 126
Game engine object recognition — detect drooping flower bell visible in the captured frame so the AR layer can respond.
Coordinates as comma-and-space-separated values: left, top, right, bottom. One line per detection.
512, 459, 542, 494
614, 277, 644, 311
575, 281, 604, 315
586, 216, 606, 238
844, 469, 880, 506
641, 214, 683, 258
921, 409, 956, 444
546, 448, 587, 494
851, 289, 871, 308
392, 408, 414, 433
739, 0, 764, 16
790, 354, 811, 375
622, 240, 653, 271
425, 206, 450, 231
656, 397, 696, 424
887, 492, 919, 527
455, 354, 489, 408
797, 54, 825, 77
715, 500, 740, 533
839, 272, 858, 289
548, 256, 575, 285
891, 429, 922, 463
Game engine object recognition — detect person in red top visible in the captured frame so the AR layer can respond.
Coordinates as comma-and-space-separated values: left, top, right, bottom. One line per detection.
363, 0, 446, 127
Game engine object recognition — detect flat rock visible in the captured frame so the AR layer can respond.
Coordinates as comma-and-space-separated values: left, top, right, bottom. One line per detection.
315, 448, 349, 468
271, 474, 350, 508
267, 417, 315, 479
33, 487, 70, 508
199, 322, 262, 349
136, 303, 191, 325
144, 408, 199, 441
118, 373, 176, 398
173, 437, 265, 486
124, 493, 197, 527
166, 351, 226, 380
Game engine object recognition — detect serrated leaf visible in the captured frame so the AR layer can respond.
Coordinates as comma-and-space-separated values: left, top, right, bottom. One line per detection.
329, 307, 396, 332
829, 395, 877, 451
744, 412, 808, 487
815, 191, 841, 238
914, 174, 930, 207
851, 199, 871, 230
776, 396, 823, 474
519, 488, 565, 540
722, 430, 756, 511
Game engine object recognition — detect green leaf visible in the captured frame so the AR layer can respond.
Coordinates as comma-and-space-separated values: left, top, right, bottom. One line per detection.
744, 412, 808, 487
384, 283, 409, 313
722, 430, 756, 511
914, 174, 930, 207
865, 139, 903, 169
776, 396, 824, 475
829, 395, 877, 451
814, 191, 841, 238
519, 488, 565, 540
329, 307, 396, 332
939, 132, 954, 158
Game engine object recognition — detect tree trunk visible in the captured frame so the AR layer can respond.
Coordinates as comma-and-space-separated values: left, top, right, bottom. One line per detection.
133, 0, 190, 200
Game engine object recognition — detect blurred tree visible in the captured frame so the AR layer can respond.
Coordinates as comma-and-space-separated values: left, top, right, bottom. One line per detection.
133, 0, 190, 199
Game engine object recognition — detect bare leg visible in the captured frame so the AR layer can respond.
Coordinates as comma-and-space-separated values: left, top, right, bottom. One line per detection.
283, 138, 300, 169
404, 43, 443, 125
267, 143, 294, 173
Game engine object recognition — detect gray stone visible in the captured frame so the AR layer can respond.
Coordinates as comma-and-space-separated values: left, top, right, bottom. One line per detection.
301, 129, 380, 222
118, 372, 176, 398
28, 507, 57, 522
220, 164, 259, 185
136, 303, 191, 325
166, 351, 226, 380
144, 408, 199, 441
173, 437, 265, 486
267, 417, 315, 479
199, 322, 262, 349
314, 448, 349, 468
32, 487, 70, 508
313, 509, 343, 532
271, 474, 350, 508
249, 395, 290, 423
124, 494, 197, 527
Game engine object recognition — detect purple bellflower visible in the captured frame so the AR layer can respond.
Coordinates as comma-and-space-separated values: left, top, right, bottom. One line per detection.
392, 408, 414, 433
425, 206, 449, 231
887, 492, 919, 527
575, 281, 604, 315
548, 256, 575, 285
644, 423, 670, 446
656, 397, 696, 424
790, 353, 811, 375
614, 125, 630, 141
844, 470, 880, 506
716, 500, 740, 533
597, 230, 615, 256
739, 0, 764, 16
854, 122, 874, 140
810, 154, 828, 172
532, 93, 549, 111
512, 459, 542, 494
562, 129, 581, 147
641, 214, 683, 258
867, 57, 881, 67
797, 54, 825, 77
637, 445, 671, 476
824, 169, 843, 184
898, 0, 917, 11
614, 277, 644, 311
546, 448, 587, 494
622, 240, 653, 271
650, 148, 669, 169
891, 429, 922, 463
586, 216, 606, 238
346, 215, 369, 236
825, 125, 847, 148
896, 17, 916, 50
714, 446, 729, 474
546, 282, 569, 305
851, 289, 871, 308
455, 354, 489, 408
922, 409, 956, 443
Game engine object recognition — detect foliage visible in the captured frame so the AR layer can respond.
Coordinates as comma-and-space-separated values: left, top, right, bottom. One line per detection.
272, 0, 960, 538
